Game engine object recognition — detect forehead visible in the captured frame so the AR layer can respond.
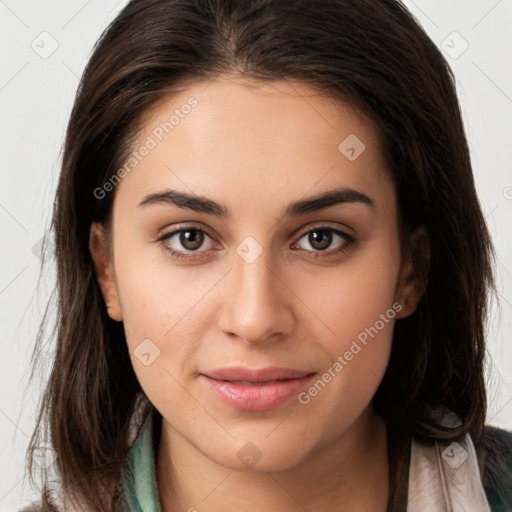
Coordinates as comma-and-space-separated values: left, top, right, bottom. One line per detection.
116, 77, 394, 215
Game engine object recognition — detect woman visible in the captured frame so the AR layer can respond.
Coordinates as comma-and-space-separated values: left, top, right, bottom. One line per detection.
24, 0, 512, 510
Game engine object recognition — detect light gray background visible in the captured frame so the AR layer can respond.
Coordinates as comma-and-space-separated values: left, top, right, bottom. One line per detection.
1, 1, 511, 509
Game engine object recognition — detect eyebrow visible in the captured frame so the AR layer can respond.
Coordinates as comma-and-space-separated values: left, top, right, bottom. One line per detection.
139, 186, 376, 217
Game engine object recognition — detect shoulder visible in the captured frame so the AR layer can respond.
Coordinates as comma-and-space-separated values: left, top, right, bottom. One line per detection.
475, 424, 512, 511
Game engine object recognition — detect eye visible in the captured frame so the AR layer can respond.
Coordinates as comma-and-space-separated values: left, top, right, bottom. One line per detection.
292, 225, 355, 258
158, 225, 217, 260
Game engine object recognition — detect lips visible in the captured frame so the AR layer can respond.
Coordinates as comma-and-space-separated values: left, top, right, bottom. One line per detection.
229, 380, 280, 386
200, 366, 317, 411
202, 366, 315, 383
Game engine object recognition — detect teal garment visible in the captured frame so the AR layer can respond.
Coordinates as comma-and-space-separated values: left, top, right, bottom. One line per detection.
120, 413, 161, 512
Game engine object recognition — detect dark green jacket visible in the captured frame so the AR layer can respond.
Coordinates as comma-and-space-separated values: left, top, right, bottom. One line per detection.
479, 425, 512, 511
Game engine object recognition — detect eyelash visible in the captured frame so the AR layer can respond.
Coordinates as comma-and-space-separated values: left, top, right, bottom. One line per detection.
157, 223, 356, 262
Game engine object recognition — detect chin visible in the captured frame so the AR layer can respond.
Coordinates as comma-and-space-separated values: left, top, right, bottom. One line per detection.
205, 439, 312, 473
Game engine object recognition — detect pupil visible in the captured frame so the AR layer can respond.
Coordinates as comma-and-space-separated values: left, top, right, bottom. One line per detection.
180, 230, 203, 250
309, 230, 331, 250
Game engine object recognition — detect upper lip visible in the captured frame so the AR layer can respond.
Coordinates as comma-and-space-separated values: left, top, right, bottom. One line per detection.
202, 366, 316, 383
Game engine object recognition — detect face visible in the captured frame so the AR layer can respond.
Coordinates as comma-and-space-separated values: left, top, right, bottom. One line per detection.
90, 76, 423, 472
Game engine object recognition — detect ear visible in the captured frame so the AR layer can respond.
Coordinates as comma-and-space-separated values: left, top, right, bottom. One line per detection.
394, 226, 430, 319
89, 222, 123, 322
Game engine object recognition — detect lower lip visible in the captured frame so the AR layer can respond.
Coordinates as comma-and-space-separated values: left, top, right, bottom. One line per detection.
201, 374, 316, 411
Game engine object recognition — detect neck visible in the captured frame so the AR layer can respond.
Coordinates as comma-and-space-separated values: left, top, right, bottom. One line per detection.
156, 407, 389, 511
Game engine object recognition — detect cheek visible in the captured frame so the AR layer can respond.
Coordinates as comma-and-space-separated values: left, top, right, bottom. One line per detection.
112, 245, 218, 409
302, 238, 401, 348
293, 239, 400, 409
304, 284, 395, 402
295, 297, 396, 442
116, 270, 198, 417
112, 230, 203, 339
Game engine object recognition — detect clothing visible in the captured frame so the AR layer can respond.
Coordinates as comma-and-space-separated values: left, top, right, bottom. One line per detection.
408, 432, 490, 511
119, 411, 161, 512
21, 412, 512, 511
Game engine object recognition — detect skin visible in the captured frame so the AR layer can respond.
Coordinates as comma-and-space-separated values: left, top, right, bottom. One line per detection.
90, 76, 427, 511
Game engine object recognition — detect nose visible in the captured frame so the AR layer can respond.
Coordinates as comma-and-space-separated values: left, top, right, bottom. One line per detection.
218, 245, 296, 345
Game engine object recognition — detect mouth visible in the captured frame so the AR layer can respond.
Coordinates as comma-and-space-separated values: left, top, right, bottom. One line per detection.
223, 379, 289, 385
200, 367, 317, 411
202, 365, 315, 383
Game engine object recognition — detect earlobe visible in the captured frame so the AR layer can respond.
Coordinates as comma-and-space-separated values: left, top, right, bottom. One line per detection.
89, 222, 123, 322
394, 227, 430, 319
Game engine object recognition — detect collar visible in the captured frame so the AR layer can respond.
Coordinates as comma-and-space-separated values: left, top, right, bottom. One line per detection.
407, 432, 490, 511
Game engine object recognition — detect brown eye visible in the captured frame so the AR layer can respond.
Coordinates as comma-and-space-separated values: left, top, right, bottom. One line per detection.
178, 229, 204, 250
307, 229, 333, 251
159, 226, 216, 258
295, 227, 353, 254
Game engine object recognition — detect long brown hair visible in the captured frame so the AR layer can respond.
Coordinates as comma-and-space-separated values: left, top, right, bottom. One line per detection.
27, 0, 496, 510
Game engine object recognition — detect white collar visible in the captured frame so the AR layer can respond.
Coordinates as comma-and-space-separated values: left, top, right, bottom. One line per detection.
407, 432, 490, 511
